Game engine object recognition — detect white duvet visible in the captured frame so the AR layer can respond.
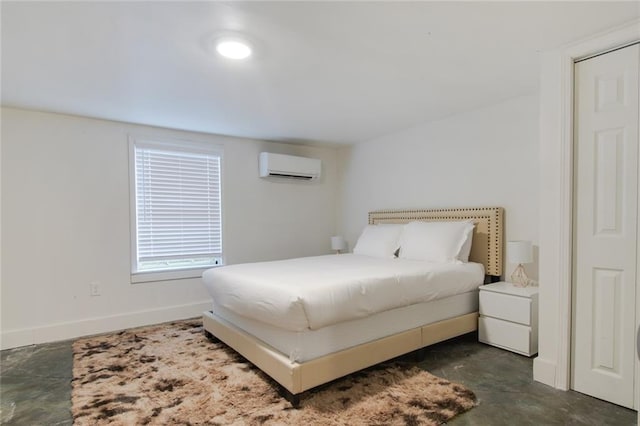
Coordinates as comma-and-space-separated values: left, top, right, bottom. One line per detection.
202, 254, 484, 332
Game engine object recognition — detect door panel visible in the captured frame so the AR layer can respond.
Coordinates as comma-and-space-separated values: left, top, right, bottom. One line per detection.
594, 128, 623, 235
572, 43, 639, 409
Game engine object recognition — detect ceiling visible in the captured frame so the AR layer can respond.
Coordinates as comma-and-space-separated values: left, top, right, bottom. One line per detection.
2, 2, 638, 145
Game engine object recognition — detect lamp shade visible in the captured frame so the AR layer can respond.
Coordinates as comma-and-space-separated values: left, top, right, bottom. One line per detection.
331, 236, 347, 251
507, 240, 533, 264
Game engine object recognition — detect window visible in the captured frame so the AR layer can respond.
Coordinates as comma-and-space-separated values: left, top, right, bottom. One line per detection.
129, 136, 223, 283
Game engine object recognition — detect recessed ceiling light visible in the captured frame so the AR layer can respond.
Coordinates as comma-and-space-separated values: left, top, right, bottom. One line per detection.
215, 38, 252, 60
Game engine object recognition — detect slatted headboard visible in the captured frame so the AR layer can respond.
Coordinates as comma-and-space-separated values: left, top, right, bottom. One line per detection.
368, 207, 504, 279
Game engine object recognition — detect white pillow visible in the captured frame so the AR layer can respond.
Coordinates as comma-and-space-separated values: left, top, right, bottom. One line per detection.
398, 220, 475, 263
458, 223, 475, 262
352, 224, 403, 258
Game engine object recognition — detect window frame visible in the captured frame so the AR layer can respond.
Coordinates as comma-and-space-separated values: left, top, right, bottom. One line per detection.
128, 134, 224, 283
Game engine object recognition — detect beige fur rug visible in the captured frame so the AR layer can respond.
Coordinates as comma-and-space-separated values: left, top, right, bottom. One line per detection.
72, 319, 476, 425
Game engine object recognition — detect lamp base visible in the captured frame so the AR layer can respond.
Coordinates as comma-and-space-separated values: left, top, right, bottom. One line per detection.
510, 264, 530, 287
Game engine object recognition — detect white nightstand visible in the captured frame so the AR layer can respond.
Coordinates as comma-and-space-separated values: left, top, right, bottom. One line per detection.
478, 281, 538, 356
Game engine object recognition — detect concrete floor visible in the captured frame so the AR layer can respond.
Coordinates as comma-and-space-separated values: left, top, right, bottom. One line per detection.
0, 332, 636, 425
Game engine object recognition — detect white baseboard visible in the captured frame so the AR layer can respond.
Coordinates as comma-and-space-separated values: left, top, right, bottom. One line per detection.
0, 301, 212, 350
533, 356, 558, 388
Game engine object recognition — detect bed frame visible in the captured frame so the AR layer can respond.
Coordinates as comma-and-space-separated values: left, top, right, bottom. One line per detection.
202, 206, 504, 406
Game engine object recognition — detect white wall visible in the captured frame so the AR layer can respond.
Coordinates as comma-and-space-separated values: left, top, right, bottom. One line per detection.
338, 94, 539, 278
0, 107, 339, 349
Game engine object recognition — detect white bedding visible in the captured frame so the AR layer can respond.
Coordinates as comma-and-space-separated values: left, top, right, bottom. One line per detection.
202, 254, 484, 331
210, 290, 479, 362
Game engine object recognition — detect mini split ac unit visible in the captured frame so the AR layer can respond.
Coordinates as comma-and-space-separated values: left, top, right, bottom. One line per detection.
259, 152, 321, 181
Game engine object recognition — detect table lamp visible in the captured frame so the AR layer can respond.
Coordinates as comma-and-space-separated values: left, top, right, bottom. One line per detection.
331, 236, 347, 254
507, 240, 533, 287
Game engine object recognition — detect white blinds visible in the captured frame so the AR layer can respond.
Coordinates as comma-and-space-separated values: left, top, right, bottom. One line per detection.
133, 143, 222, 272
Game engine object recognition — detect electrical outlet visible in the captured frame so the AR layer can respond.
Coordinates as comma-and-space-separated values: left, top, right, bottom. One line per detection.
90, 281, 101, 296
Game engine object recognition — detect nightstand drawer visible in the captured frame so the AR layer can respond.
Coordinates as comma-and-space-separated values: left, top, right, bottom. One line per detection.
479, 316, 532, 355
479, 291, 532, 325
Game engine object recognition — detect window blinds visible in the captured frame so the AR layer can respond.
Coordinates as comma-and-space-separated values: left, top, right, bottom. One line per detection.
133, 144, 222, 272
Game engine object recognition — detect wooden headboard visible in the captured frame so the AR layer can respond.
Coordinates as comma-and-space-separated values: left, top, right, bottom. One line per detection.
368, 207, 504, 278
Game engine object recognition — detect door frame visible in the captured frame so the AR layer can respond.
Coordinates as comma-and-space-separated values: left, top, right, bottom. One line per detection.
535, 18, 640, 399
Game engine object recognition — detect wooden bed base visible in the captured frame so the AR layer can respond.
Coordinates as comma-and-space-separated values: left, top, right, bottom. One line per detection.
203, 310, 478, 405
202, 207, 503, 405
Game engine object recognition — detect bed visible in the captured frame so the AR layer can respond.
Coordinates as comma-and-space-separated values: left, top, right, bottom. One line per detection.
202, 207, 503, 405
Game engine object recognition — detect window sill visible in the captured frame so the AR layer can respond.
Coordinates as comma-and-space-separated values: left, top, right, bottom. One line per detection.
131, 265, 221, 284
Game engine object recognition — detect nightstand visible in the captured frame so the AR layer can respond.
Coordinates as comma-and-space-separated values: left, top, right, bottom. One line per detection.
478, 281, 538, 356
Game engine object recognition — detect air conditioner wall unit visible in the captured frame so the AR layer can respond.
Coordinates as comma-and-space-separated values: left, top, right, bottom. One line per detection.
259, 152, 321, 181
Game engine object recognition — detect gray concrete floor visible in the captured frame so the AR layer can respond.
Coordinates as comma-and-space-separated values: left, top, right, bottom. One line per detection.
1, 339, 72, 425
0, 332, 636, 425
421, 334, 636, 425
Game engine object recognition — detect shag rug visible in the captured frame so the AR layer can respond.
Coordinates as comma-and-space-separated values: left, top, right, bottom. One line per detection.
72, 319, 476, 425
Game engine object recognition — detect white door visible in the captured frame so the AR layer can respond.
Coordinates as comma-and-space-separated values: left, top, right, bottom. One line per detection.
572, 43, 639, 409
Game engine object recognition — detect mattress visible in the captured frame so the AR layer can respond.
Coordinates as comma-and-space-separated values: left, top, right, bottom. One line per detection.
202, 254, 484, 331
210, 290, 479, 362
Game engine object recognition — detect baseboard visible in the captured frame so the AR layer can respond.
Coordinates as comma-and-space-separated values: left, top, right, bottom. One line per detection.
0, 301, 212, 350
533, 356, 557, 388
